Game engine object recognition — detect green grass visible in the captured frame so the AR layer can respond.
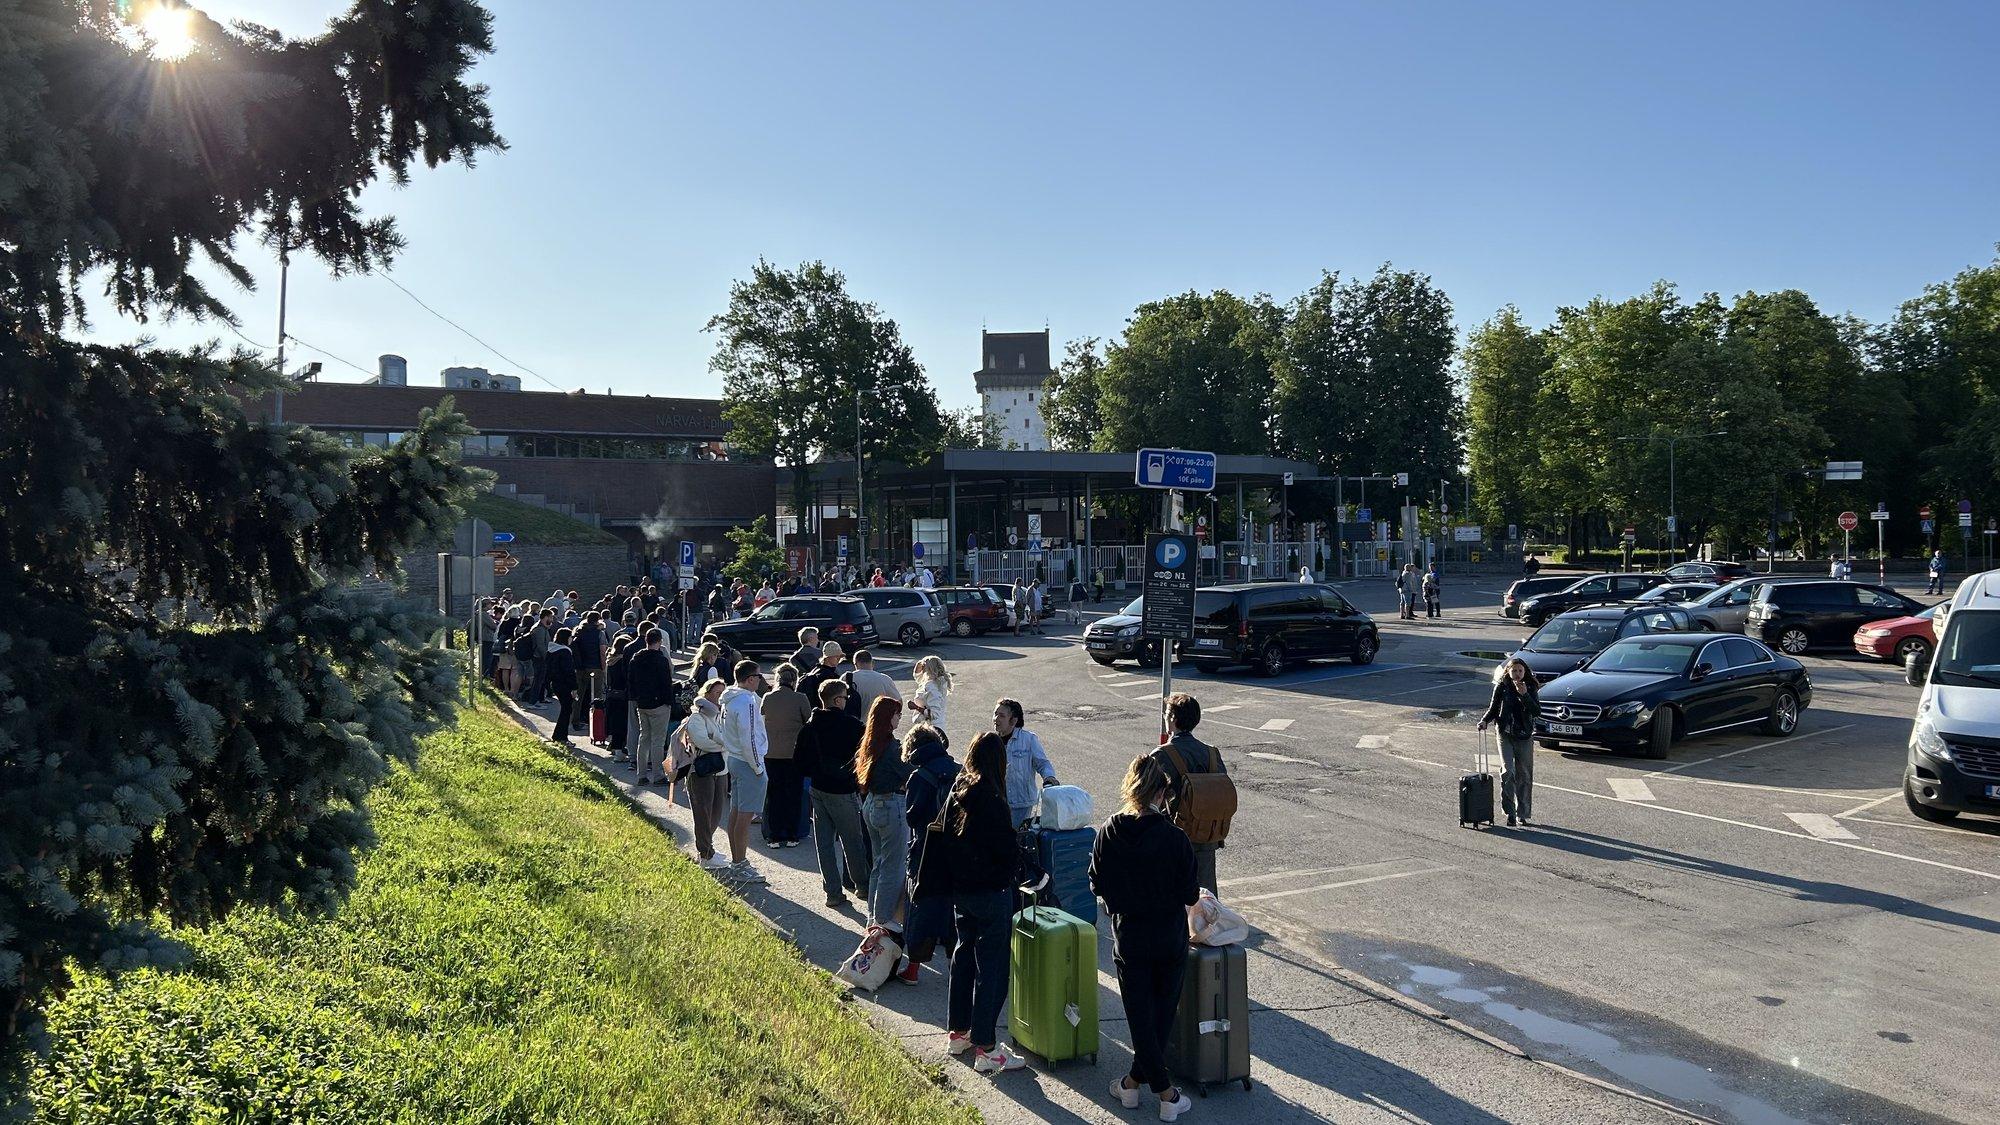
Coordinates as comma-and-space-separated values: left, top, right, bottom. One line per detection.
25, 702, 976, 1125
457, 491, 622, 546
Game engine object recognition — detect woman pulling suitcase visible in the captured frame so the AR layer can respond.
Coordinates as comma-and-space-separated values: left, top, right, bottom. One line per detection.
1092, 755, 1200, 1121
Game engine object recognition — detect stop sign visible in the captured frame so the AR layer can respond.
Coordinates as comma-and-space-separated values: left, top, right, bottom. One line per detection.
1837, 511, 1859, 531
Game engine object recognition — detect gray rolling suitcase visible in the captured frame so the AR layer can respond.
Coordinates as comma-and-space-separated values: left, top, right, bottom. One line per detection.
1167, 943, 1253, 1095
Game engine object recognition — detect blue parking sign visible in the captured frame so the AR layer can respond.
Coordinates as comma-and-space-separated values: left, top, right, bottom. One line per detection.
679, 540, 696, 569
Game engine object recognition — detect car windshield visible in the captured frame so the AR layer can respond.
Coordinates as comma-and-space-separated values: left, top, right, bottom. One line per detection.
1526, 616, 1620, 654
1585, 637, 1700, 675
1119, 596, 1142, 616
1932, 611, 2000, 688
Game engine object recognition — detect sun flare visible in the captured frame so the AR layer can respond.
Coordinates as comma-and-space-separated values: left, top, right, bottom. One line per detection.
136, 2, 196, 61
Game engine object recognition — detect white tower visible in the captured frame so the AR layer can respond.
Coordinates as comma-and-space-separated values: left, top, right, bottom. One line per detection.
974, 329, 1054, 451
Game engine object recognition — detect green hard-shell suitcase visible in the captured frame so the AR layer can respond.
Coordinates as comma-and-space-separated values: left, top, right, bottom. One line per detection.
1008, 904, 1099, 1066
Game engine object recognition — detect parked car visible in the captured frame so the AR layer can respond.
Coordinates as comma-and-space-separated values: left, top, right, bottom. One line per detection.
850, 586, 949, 646
1083, 596, 1165, 667
1177, 582, 1378, 675
981, 581, 1025, 627
1903, 568, 2000, 823
934, 585, 1009, 636
1745, 580, 1925, 656
1500, 605, 1693, 685
1661, 560, 1755, 586
1630, 582, 1714, 606
1681, 576, 1817, 633
1854, 605, 1939, 665
1518, 573, 1668, 627
1537, 633, 1812, 759
1501, 575, 1576, 619
703, 595, 879, 655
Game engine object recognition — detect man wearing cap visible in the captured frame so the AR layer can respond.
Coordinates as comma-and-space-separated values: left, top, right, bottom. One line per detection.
800, 640, 846, 708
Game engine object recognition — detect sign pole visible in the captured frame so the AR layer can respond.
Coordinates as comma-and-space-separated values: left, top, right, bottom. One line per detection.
1877, 518, 1884, 585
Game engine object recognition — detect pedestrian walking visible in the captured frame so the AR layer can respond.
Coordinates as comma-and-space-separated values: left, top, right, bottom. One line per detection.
760, 663, 814, 849
1092, 568, 1105, 603
849, 648, 904, 714
603, 634, 635, 760
525, 607, 555, 703
797, 678, 873, 907
494, 604, 523, 696
1396, 563, 1420, 620
1478, 657, 1540, 827
1092, 754, 1199, 1121
919, 731, 1029, 1074
1522, 553, 1541, 577
628, 627, 675, 786
857, 697, 912, 937
719, 660, 771, 884
1028, 579, 1046, 634
1150, 693, 1233, 892
898, 721, 957, 985
1011, 579, 1029, 637
545, 627, 579, 744
909, 654, 952, 734
993, 698, 1057, 827
1423, 561, 1442, 618
1928, 549, 1947, 596
681, 678, 733, 868
573, 611, 605, 707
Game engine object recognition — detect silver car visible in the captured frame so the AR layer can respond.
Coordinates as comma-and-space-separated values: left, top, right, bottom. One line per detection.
853, 586, 949, 646
1684, 576, 1819, 633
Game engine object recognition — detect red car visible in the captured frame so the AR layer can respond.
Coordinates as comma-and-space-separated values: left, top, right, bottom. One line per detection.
1853, 604, 1938, 664
934, 586, 1009, 636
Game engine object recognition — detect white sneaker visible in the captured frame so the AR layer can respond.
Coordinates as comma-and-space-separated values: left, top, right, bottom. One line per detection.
699, 854, 731, 870
1158, 1090, 1193, 1122
974, 1043, 1027, 1074
1110, 1078, 1141, 1109
730, 861, 766, 884
946, 1031, 972, 1055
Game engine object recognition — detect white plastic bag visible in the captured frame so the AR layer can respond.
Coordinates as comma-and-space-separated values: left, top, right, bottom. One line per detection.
835, 925, 903, 991
1188, 887, 1250, 947
1039, 784, 1093, 831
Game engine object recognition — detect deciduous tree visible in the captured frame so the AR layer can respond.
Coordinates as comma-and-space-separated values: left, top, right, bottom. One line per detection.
1098, 291, 1281, 455
1042, 337, 1108, 450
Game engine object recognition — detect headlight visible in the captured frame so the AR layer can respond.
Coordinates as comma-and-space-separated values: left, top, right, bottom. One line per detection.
1605, 701, 1647, 719
1118, 624, 1141, 637
1911, 720, 1952, 762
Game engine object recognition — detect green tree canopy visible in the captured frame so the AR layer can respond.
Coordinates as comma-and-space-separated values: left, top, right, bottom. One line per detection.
1, 0, 501, 1061
1098, 291, 1281, 454
1461, 307, 1551, 527
1042, 336, 1108, 450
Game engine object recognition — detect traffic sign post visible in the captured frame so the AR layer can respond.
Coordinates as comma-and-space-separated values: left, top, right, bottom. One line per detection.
491, 531, 515, 544
1134, 448, 1218, 492
1837, 511, 1857, 574
1870, 505, 1889, 583
1141, 532, 1197, 740
1960, 501, 1975, 570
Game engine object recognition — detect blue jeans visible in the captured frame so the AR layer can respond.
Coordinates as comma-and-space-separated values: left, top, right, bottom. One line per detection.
948, 889, 1014, 1049
861, 793, 909, 929
811, 789, 870, 900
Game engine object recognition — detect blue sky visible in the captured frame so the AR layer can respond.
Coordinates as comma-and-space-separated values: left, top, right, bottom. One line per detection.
92, 0, 2000, 409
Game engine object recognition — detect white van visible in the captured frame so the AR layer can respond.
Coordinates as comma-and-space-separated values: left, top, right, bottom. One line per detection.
1905, 568, 2000, 823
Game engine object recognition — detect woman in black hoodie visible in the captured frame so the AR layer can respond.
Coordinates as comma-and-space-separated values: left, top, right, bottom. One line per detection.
1091, 754, 1198, 1119
926, 732, 1027, 1073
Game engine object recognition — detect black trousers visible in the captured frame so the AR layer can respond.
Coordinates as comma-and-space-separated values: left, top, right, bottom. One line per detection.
552, 689, 575, 740
606, 695, 629, 751
1116, 945, 1188, 1094
764, 757, 806, 843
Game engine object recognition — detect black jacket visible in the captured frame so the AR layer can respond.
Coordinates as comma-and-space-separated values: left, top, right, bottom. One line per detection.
795, 708, 864, 795
1482, 678, 1539, 739
788, 646, 822, 675
798, 663, 843, 710
544, 645, 578, 693
571, 624, 605, 670
1090, 810, 1199, 959
604, 652, 631, 700
627, 647, 674, 710
944, 780, 1019, 895
903, 734, 958, 873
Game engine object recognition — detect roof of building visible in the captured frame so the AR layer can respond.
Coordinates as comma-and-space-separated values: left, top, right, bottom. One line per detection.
974, 330, 1053, 392
242, 381, 725, 438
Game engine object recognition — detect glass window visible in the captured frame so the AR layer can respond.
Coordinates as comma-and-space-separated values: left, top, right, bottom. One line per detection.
1858, 587, 1906, 610
1532, 616, 1620, 653
1195, 591, 1237, 627
1722, 638, 1770, 666
1589, 638, 1700, 674
555, 438, 579, 458
1572, 577, 1612, 595
1697, 641, 1736, 672
486, 434, 511, 457
362, 432, 389, 447
1932, 612, 2000, 687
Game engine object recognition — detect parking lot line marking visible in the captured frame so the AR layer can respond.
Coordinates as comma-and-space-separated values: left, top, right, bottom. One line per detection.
1357, 675, 1488, 701
1836, 814, 1990, 837
1356, 735, 1389, 749
1609, 779, 1658, 802
1642, 724, 1855, 777
1246, 750, 1319, 767
1235, 866, 1456, 904
1128, 692, 1162, 701
1834, 791, 1903, 818
1536, 781, 2000, 882
1654, 775, 1893, 802
1206, 704, 1243, 712
1260, 718, 1296, 731
1219, 859, 1410, 889
1786, 812, 1860, 840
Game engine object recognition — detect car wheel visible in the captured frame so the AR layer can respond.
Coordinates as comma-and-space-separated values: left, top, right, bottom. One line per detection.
1693, 618, 1717, 632
898, 623, 926, 646
1776, 627, 1809, 656
1761, 690, 1799, 735
1137, 641, 1163, 669
1259, 641, 1286, 677
1352, 632, 1378, 665
1892, 636, 1930, 665
952, 618, 974, 638
1192, 661, 1225, 674
1645, 707, 1676, 760
1904, 781, 1959, 823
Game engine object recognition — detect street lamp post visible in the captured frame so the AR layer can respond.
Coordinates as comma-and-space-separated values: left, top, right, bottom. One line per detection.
1619, 430, 1726, 561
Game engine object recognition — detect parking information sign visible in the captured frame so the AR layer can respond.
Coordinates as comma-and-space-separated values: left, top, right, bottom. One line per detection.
1135, 448, 1218, 491
1141, 532, 1197, 641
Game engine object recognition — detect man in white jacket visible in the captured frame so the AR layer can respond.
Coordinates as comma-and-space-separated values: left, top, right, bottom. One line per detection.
719, 659, 771, 883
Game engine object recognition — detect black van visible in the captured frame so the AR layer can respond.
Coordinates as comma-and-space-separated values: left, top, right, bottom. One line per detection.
1178, 582, 1379, 675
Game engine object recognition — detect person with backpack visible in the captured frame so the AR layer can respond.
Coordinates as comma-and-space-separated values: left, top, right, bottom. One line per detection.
573, 611, 606, 707
1091, 754, 1199, 1121
795, 678, 872, 908
494, 604, 523, 696
525, 607, 555, 705
799, 641, 846, 709
602, 634, 636, 762
627, 627, 675, 787
1149, 692, 1235, 891
898, 722, 956, 985
718, 660, 771, 884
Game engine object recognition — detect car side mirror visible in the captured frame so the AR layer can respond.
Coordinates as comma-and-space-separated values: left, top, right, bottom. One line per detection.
1905, 649, 1931, 687
1691, 662, 1713, 680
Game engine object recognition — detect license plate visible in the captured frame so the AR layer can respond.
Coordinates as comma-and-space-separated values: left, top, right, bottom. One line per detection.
1549, 723, 1584, 735
1196, 638, 1222, 647
1087, 641, 1110, 650
1987, 785, 2000, 800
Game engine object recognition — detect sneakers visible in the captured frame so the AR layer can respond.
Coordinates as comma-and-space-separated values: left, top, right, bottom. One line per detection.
973, 1043, 1026, 1074
729, 861, 766, 884
1158, 1089, 1193, 1121
946, 1031, 972, 1055
764, 838, 785, 849
699, 854, 732, 870
894, 959, 921, 985
825, 893, 850, 908
1110, 1078, 1141, 1109
782, 839, 800, 848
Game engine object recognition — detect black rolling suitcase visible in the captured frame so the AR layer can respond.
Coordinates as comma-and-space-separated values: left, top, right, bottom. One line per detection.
1459, 730, 1494, 828
1168, 943, 1253, 1096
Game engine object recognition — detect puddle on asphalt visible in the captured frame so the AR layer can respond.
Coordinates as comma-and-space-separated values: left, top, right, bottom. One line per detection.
1379, 955, 1813, 1125
1456, 650, 1513, 661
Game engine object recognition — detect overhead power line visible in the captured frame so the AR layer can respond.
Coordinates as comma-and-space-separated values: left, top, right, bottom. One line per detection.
378, 270, 565, 392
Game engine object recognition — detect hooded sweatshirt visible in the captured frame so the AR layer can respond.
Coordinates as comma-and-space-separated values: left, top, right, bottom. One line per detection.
718, 684, 768, 772
1089, 810, 1200, 960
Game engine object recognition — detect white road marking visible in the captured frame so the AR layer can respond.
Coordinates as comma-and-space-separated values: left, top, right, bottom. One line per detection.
1356, 735, 1390, 749
1235, 866, 1456, 904
1654, 774, 1893, 802
1786, 812, 1859, 840
1835, 791, 1903, 818
1609, 779, 1658, 802
1128, 692, 1161, 701
1260, 718, 1297, 732
1536, 781, 2000, 882
1206, 716, 1307, 740
1359, 675, 1488, 700
1247, 750, 1318, 766
1206, 704, 1243, 713
1643, 724, 1855, 777
1220, 859, 1411, 889
1837, 814, 1990, 837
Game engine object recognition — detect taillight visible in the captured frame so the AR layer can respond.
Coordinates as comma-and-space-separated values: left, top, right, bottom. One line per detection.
835, 623, 857, 635
1238, 620, 1249, 639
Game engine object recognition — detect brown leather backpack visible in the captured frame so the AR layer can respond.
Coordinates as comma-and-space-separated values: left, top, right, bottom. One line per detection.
1164, 745, 1237, 846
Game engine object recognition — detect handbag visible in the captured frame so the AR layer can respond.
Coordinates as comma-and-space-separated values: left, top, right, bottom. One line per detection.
835, 925, 903, 991
910, 793, 956, 902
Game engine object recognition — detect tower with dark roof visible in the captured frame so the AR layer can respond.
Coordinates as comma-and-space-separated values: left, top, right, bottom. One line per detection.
973, 329, 1054, 450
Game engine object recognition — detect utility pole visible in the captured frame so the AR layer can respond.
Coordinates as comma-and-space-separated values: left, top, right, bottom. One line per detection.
1619, 430, 1725, 561
272, 242, 290, 424
854, 386, 864, 566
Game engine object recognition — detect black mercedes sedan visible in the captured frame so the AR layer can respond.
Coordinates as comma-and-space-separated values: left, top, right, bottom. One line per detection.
1535, 633, 1812, 759
1500, 605, 1693, 685
1518, 572, 1668, 627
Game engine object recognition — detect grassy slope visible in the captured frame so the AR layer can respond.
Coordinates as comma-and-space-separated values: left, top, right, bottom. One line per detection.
459, 491, 622, 546
28, 703, 975, 1125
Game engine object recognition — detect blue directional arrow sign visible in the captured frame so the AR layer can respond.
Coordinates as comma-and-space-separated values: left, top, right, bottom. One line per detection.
491, 532, 515, 544
1356, 508, 1372, 524
1135, 448, 1218, 492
